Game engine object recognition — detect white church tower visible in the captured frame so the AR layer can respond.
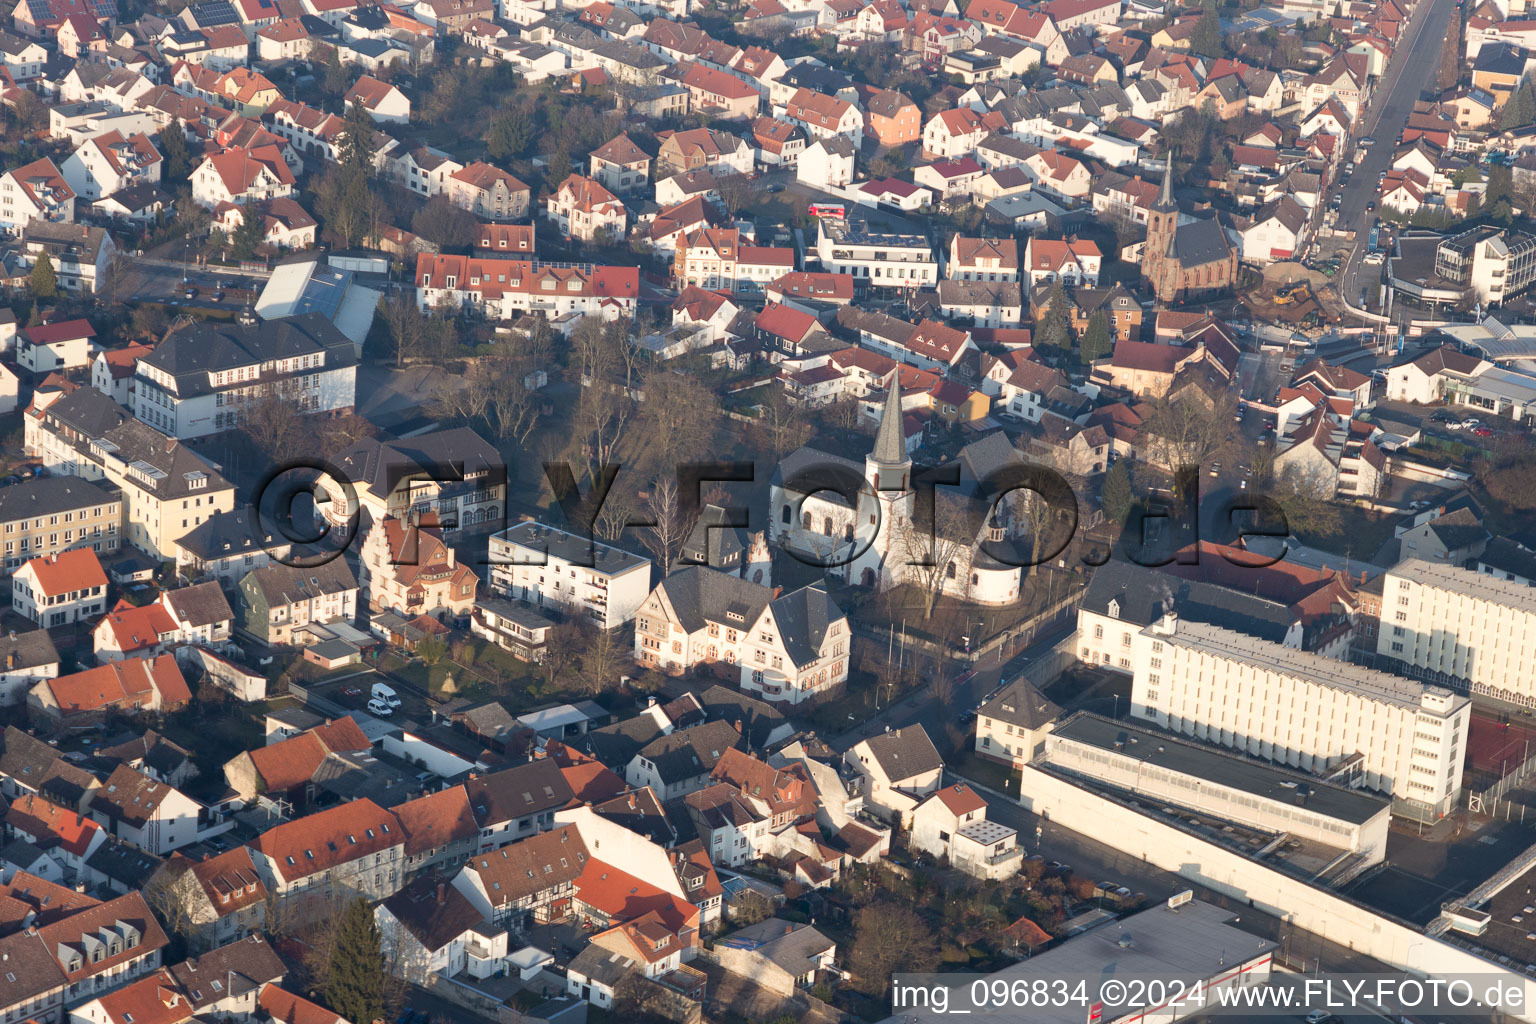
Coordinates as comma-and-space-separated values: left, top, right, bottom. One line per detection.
847, 385, 914, 590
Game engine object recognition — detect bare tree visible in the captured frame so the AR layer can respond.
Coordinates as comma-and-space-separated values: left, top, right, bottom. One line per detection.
893, 497, 974, 620
753, 386, 813, 460
640, 475, 693, 579
143, 864, 206, 946
573, 623, 630, 695
631, 370, 719, 473
593, 485, 640, 542
379, 293, 426, 370
1138, 390, 1236, 477
242, 393, 315, 461
849, 903, 940, 996
568, 317, 639, 486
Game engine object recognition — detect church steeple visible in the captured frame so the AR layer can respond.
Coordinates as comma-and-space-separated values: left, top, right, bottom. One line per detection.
867, 383, 910, 493
872, 383, 906, 467
1153, 156, 1177, 214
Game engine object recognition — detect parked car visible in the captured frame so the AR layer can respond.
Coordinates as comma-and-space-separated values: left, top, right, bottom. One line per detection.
367, 697, 393, 716
342, 686, 363, 697
1473, 426, 1494, 438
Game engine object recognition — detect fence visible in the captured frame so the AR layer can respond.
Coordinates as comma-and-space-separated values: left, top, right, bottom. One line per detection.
1467, 746, 1536, 819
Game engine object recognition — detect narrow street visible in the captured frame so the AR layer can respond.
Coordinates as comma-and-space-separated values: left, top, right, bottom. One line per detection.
1338, 0, 1459, 316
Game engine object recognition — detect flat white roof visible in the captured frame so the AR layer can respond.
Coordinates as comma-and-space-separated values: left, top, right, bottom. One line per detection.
1157, 619, 1456, 711
1390, 557, 1536, 614
518, 704, 589, 732
880, 899, 1276, 1024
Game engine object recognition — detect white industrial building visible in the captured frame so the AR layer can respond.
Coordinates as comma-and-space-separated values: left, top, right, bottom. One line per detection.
1041, 714, 1392, 865
1131, 614, 1469, 819
488, 521, 652, 630
878, 896, 1277, 1024
1376, 558, 1536, 706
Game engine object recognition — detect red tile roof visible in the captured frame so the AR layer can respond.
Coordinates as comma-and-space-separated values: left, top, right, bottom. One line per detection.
21, 548, 106, 597
575, 859, 699, 933
5, 794, 102, 855
933, 782, 987, 816
41, 655, 190, 715
259, 986, 345, 1024
249, 798, 402, 883
390, 785, 479, 856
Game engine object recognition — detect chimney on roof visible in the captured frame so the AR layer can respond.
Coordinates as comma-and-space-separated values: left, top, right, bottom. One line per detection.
733, 719, 742, 734
436, 883, 445, 905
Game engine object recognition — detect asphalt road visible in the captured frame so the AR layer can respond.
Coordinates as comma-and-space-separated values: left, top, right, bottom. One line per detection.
1338, 0, 1459, 316
829, 620, 1075, 754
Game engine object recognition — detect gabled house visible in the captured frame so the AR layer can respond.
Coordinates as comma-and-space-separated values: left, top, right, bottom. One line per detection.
544, 173, 626, 243
12, 548, 107, 627
344, 74, 410, 123
358, 515, 479, 621
189, 145, 294, 208
0, 157, 76, 233
843, 725, 944, 828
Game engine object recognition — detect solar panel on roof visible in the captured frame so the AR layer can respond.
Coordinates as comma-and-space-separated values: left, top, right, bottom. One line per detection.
24, 0, 52, 21
191, 0, 239, 24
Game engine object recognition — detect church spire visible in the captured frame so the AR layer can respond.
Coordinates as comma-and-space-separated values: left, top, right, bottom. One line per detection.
1154, 157, 1176, 213
871, 383, 907, 467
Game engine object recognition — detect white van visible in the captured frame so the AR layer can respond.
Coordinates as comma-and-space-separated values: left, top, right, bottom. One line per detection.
372, 682, 401, 708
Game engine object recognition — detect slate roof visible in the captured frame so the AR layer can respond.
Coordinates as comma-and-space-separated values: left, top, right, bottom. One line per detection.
859, 725, 942, 784
0, 630, 59, 674
977, 677, 1061, 731
381, 873, 483, 951
463, 824, 588, 906
633, 720, 743, 784
768, 583, 843, 670
162, 581, 232, 628
1081, 560, 1297, 643
651, 566, 775, 636
139, 313, 354, 399
464, 759, 574, 826
0, 477, 118, 524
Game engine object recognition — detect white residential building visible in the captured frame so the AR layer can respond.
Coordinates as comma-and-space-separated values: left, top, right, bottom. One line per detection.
813, 218, 937, 289
633, 567, 851, 705
488, 521, 652, 630
59, 131, 162, 200
132, 311, 357, 439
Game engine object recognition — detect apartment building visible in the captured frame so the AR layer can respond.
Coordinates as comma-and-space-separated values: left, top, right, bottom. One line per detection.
25, 388, 237, 559
1376, 558, 1536, 706
0, 476, 121, 572
1432, 225, 1536, 306
1132, 614, 1470, 817
813, 218, 937, 290
0, 892, 168, 1024
488, 521, 652, 630
132, 312, 357, 439
413, 255, 639, 322
142, 847, 268, 953
237, 559, 360, 647
672, 227, 795, 294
